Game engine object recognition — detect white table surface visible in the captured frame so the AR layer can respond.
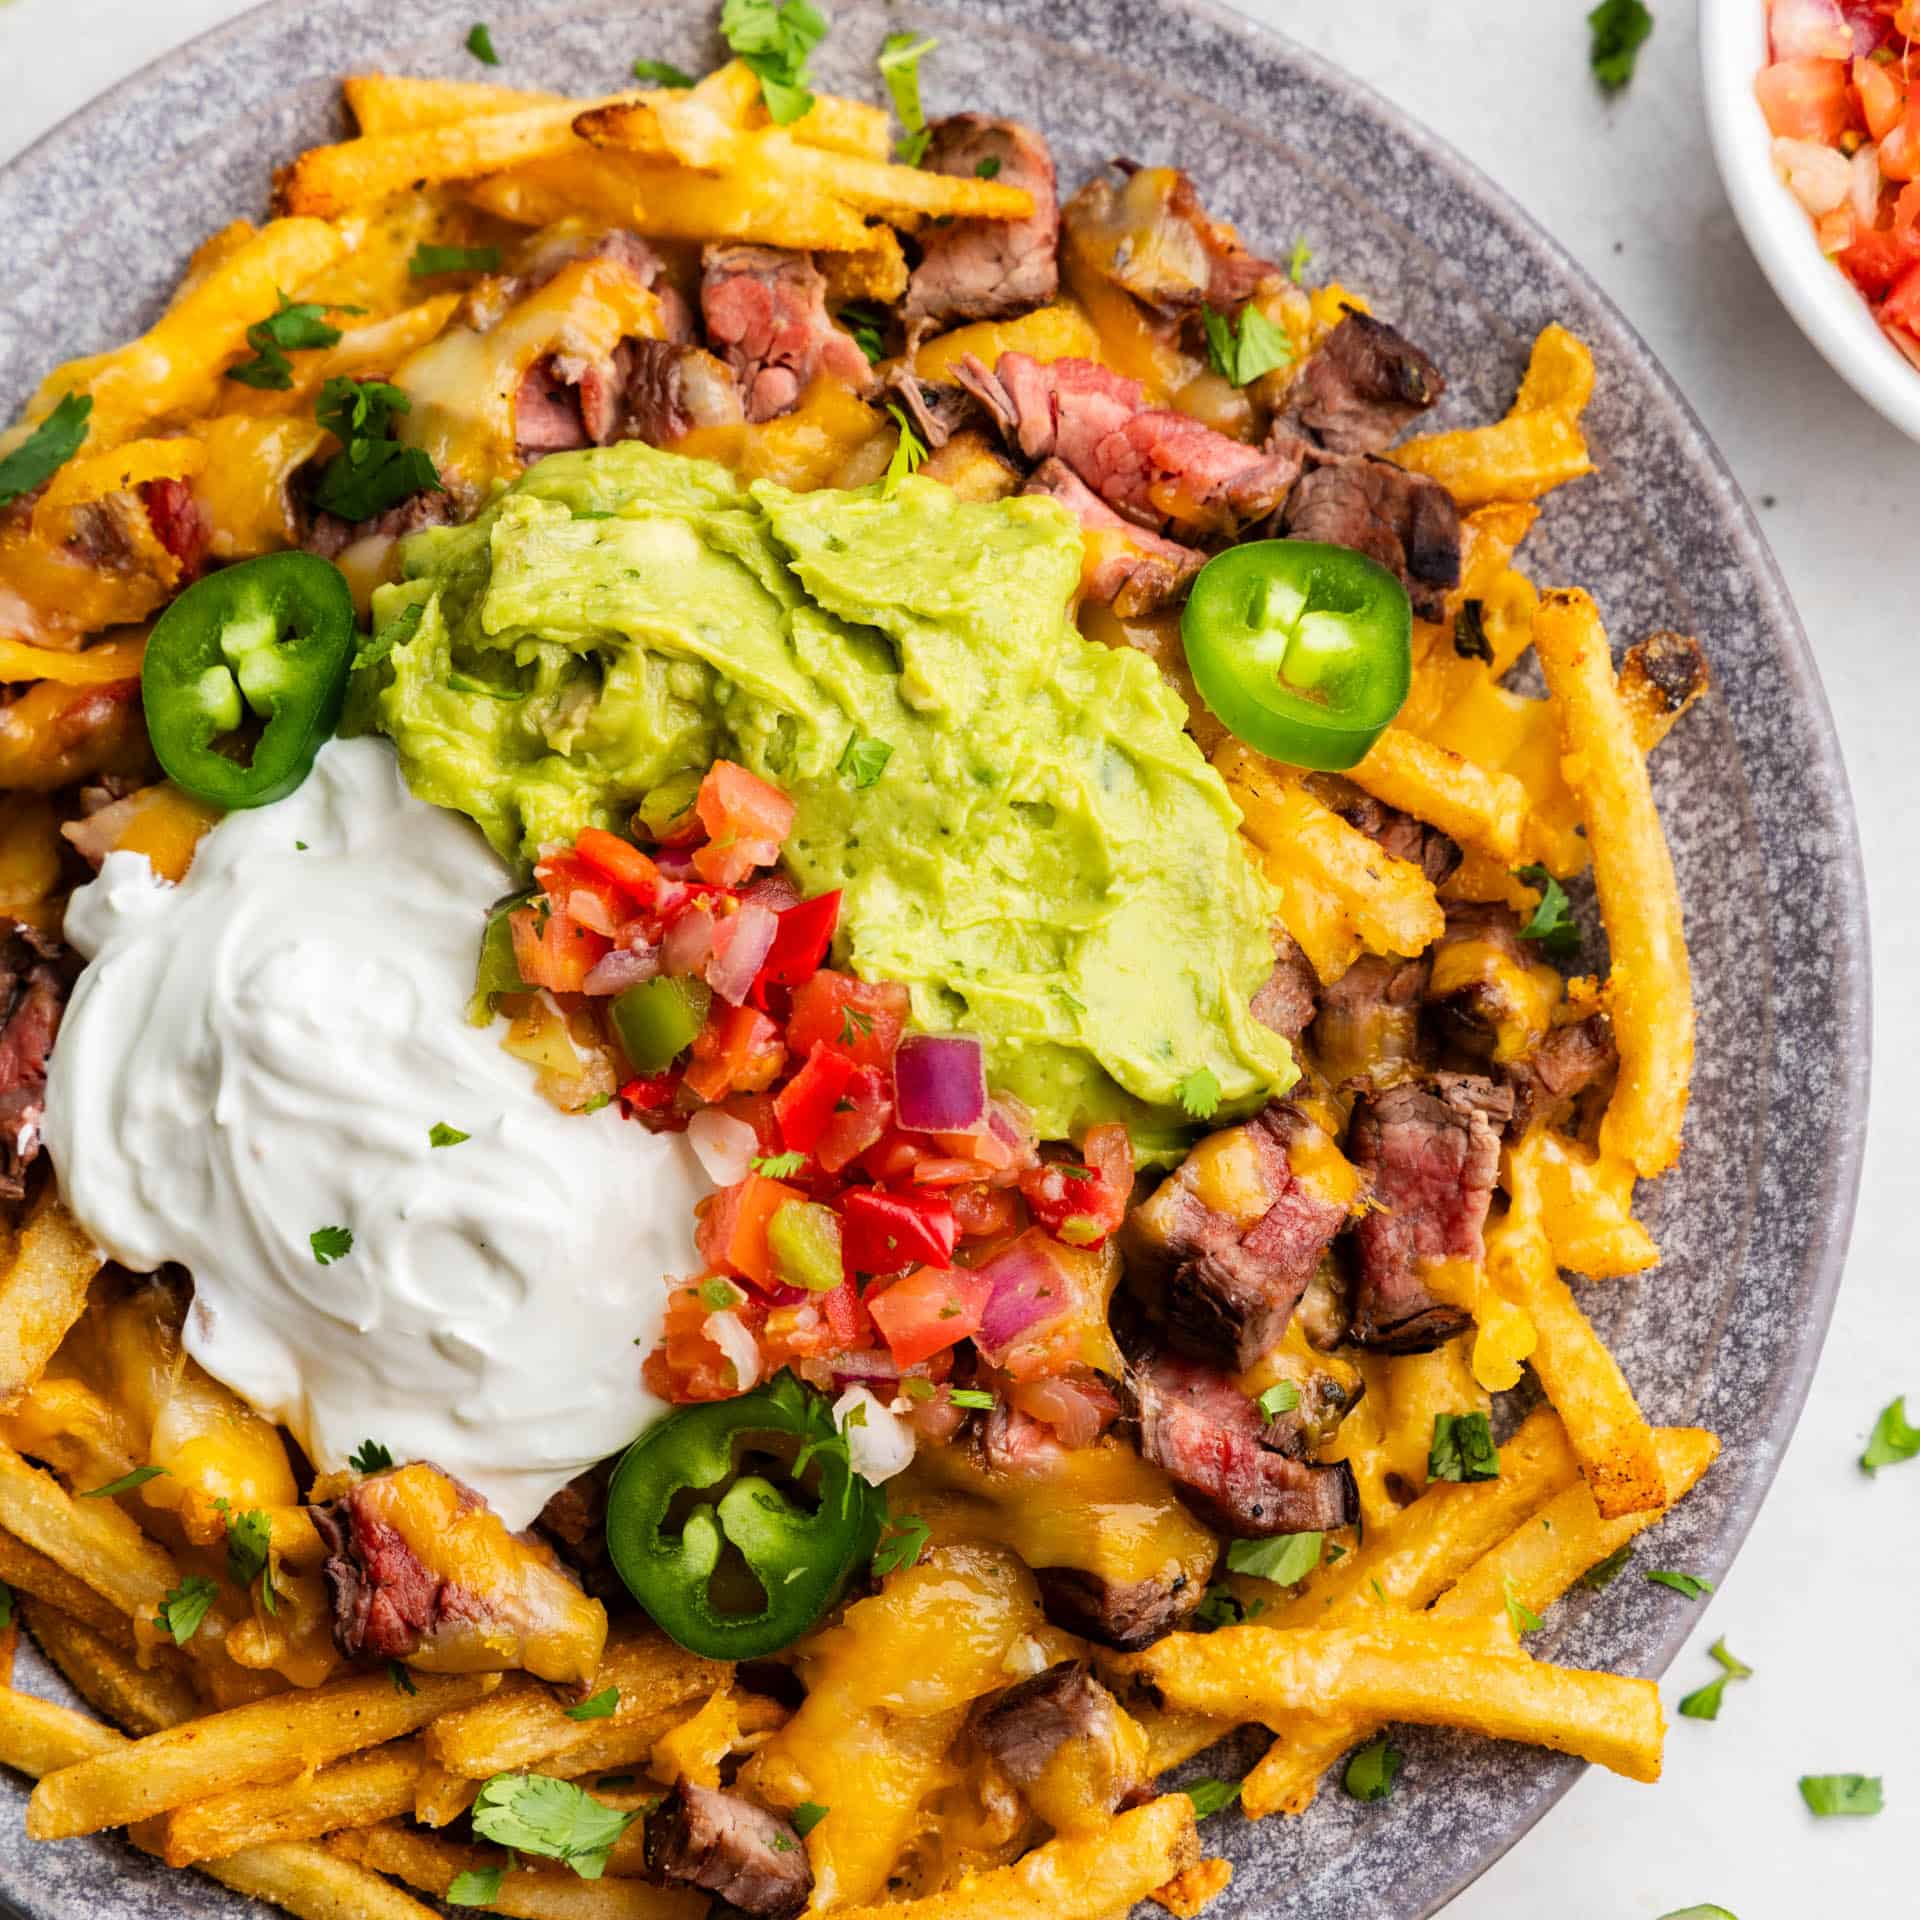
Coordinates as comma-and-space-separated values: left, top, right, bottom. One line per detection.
4, 1, 1915, 1913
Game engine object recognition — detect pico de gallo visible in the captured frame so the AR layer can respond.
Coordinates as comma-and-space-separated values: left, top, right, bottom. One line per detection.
479, 757, 1135, 1446
1756, 0, 1920, 365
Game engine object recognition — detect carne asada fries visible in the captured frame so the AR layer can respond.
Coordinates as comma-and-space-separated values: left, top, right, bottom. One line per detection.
0, 9, 1720, 1915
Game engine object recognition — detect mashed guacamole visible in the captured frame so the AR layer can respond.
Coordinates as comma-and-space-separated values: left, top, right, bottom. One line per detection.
355, 443, 1294, 1148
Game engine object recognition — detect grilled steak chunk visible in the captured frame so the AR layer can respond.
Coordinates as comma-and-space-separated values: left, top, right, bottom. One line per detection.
646, 1782, 811, 1920
1329, 787, 1462, 888
1343, 1073, 1514, 1351
1504, 1012, 1617, 1136
1034, 1565, 1200, 1653
0, 922, 73, 1200
313, 1482, 489, 1665
1062, 165, 1278, 315
700, 244, 874, 422
1285, 312, 1445, 456
1281, 456, 1462, 621
1307, 953, 1431, 1092
476, 227, 692, 340
142, 477, 209, 578
882, 369, 984, 451
620, 340, 744, 445
1130, 1348, 1359, 1536
973, 1662, 1143, 1819
1122, 1104, 1351, 1372
1424, 903, 1540, 1063
302, 488, 454, 562
1023, 457, 1205, 614
906, 116, 1060, 328
1251, 930, 1319, 1043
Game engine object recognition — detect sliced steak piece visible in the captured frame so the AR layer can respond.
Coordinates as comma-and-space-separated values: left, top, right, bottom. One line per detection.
472, 227, 693, 341
1425, 903, 1546, 1064
514, 343, 637, 459
1281, 455, 1462, 621
0, 922, 74, 1200
1251, 929, 1319, 1044
1062, 166, 1279, 315
1504, 1012, 1617, 1137
302, 488, 454, 563
883, 367, 985, 451
1023, 457, 1205, 615
1343, 1072, 1514, 1352
1286, 312, 1446, 456
1130, 1348, 1359, 1537
1121, 1103, 1350, 1372
1033, 1565, 1200, 1653
619, 340, 744, 445
1326, 785, 1462, 888
141, 477, 209, 578
700, 244, 875, 422
973, 1662, 1143, 1819
646, 1781, 811, 1920
906, 116, 1059, 328
1306, 953, 1431, 1092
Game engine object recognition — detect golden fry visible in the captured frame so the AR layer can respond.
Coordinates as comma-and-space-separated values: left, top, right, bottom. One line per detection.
0, 1440, 178, 1622
1619, 630, 1711, 754
344, 72, 563, 132
1346, 727, 1532, 864
1152, 1856, 1234, 1919
1529, 1128, 1658, 1279
0, 1529, 135, 1645
1534, 589, 1693, 1176
18, 1599, 198, 1735
0, 1191, 102, 1409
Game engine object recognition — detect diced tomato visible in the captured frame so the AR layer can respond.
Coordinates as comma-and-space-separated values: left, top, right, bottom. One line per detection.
684, 1005, 786, 1103
841, 1187, 959, 1275
691, 762, 795, 885
718, 1090, 783, 1155
786, 969, 910, 1070
860, 1129, 927, 1186
751, 891, 842, 1008
1840, 222, 1920, 292
1883, 258, 1920, 330
509, 904, 609, 992
620, 1071, 680, 1112
1817, 204, 1859, 252
911, 1156, 997, 1187
773, 1043, 856, 1152
1756, 57, 1855, 141
1853, 53, 1907, 139
644, 1283, 768, 1402
1770, 0, 1853, 61
761, 1276, 875, 1371
1896, 178, 1920, 233
573, 827, 663, 906
696, 1172, 806, 1287
814, 1065, 893, 1174
533, 851, 628, 937
1018, 1122, 1134, 1248
867, 1264, 994, 1367
951, 1182, 1021, 1241
1877, 95, 1920, 179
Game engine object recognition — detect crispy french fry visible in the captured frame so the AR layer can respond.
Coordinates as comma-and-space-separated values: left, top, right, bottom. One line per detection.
1619, 630, 1710, 755
911, 301, 1105, 383
0, 1441, 177, 1623
827, 1795, 1200, 1920
1529, 1129, 1658, 1279
648, 1686, 739, 1789
1153, 1856, 1234, 1919
760, 83, 892, 160
159, 1736, 426, 1866
0, 1528, 133, 1645
26, 1669, 496, 1839
1533, 589, 1693, 1175
333, 1821, 703, 1919
0, 1690, 440, 1920
1346, 726, 1533, 865
18, 1600, 198, 1735
1393, 325, 1596, 508
344, 72, 563, 132
1133, 1620, 1662, 1782
821, 227, 909, 308
0, 1194, 103, 1410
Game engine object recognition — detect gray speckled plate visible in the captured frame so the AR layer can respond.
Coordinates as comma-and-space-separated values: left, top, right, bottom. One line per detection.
0, 2, 1870, 1915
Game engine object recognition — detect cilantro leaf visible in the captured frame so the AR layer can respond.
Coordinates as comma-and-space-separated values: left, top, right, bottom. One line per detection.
1503, 1576, 1545, 1636
0, 393, 91, 508
225, 292, 349, 391
839, 734, 893, 789
1861, 1393, 1920, 1472
390, 1660, 418, 1696
311, 1225, 353, 1266
873, 1513, 931, 1577
1256, 1381, 1301, 1419
223, 1505, 274, 1588
792, 1801, 829, 1837
1578, 1543, 1633, 1591
948, 1388, 995, 1410
1181, 1776, 1243, 1819
839, 305, 888, 364
975, 156, 1001, 179
312, 376, 445, 523
1177, 1067, 1222, 1120
878, 33, 937, 165
466, 22, 500, 64
355, 597, 424, 672
1288, 238, 1312, 283
1678, 1637, 1752, 1721
883, 404, 927, 494
1513, 864, 1581, 958
446, 1866, 505, 1907
1226, 1531, 1322, 1586
699, 1276, 745, 1312
0, 1582, 12, 1631
1797, 1773, 1883, 1817
1201, 304, 1294, 386
1343, 1736, 1402, 1803
1428, 1411, 1501, 1483
409, 244, 502, 277
565, 1686, 620, 1722
632, 58, 694, 87
1192, 1582, 1246, 1631
1645, 1569, 1713, 1600
471, 1773, 640, 1877
429, 1122, 471, 1149
78, 1465, 168, 1500
1454, 598, 1492, 663
1588, 0, 1653, 94
719, 0, 828, 126
751, 1151, 807, 1178
154, 1574, 219, 1646
348, 1438, 394, 1474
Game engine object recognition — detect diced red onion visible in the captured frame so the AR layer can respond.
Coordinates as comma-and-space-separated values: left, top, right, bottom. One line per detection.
1011, 1374, 1114, 1450
654, 845, 703, 880
582, 945, 662, 996
894, 1034, 987, 1133
830, 1350, 900, 1391
975, 1241, 1070, 1357
663, 906, 717, 976
742, 871, 802, 914
687, 1109, 760, 1186
704, 901, 779, 1006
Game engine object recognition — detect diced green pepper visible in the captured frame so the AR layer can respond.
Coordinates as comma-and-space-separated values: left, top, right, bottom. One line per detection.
635, 771, 704, 843
469, 891, 533, 1025
767, 1202, 844, 1293
612, 976, 712, 1072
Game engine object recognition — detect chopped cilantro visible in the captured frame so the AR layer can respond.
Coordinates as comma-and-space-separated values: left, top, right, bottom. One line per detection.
222, 1504, 274, 1589
839, 305, 888, 363
948, 1388, 995, 1410
409, 243, 502, 277
1645, 1569, 1713, 1600
1200, 303, 1294, 386
466, 22, 500, 64
1798, 1773, 1883, 1818
311, 1224, 353, 1265
1288, 238, 1313, 283
1177, 1066, 1222, 1120
873, 1512, 931, 1576
752, 1151, 808, 1178
632, 58, 695, 87
430, 1122, 471, 1148
471, 1772, 639, 1877
1678, 1638, 1752, 1721
1226, 1531, 1322, 1586
976, 155, 1002, 178
1513, 863, 1581, 958
883, 404, 927, 493
1503, 1576, 1545, 1636
1588, 0, 1653, 94
565, 1686, 620, 1721
1861, 1392, 1920, 1472
878, 32, 937, 165
719, 0, 828, 126
225, 292, 351, 391
0, 393, 92, 507
446, 1866, 505, 1907
1578, 1543, 1633, 1591
699, 1277, 745, 1312
1256, 1381, 1301, 1419
78, 1465, 168, 1499
1428, 1411, 1500, 1482
312, 375, 444, 523
154, 1574, 219, 1646
792, 1801, 829, 1837
1181, 1776, 1243, 1818
839, 734, 893, 790
1343, 1736, 1402, 1803
348, 1438, 394, 1474
390, 1660, 418, 1696
354, 597, 424, 672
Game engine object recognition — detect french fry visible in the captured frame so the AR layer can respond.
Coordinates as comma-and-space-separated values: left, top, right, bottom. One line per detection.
821, 227, 910, 308
0, 635, 147, 688
1619, 630, 1710, 754
1529, 1128, 1658, 1279
1394, 325, 1596, 508
1533, 589, 1693, 1176
1133, 1620, 1662, 1783
826, 1795, 1201, 1920
343, 72, 564, 132
0, 1528, 134, 1645
26, 1668, 496, 1839
649, 1686, 739, 1789
1345, 727, 1533, 865
18, 1600, 198, 1735
425, 1631, 726, 1779
910, 302, 1106, 383
0, 1686, 123, 1775
158, 1736, 426, 1866
0, 1441, 177, 1623
0, 1193, 103, 1410
1153, 1856, 1234, 1919
332, 1822, 704, 1919
411, 1757, 479, 1828
756, 80, 892, 160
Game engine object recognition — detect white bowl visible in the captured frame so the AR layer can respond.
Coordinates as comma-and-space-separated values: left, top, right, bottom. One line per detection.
1701, 0, 1920, 441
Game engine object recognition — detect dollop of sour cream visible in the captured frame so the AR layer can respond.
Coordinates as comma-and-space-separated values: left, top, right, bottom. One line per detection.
44, 737, 705, 1528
